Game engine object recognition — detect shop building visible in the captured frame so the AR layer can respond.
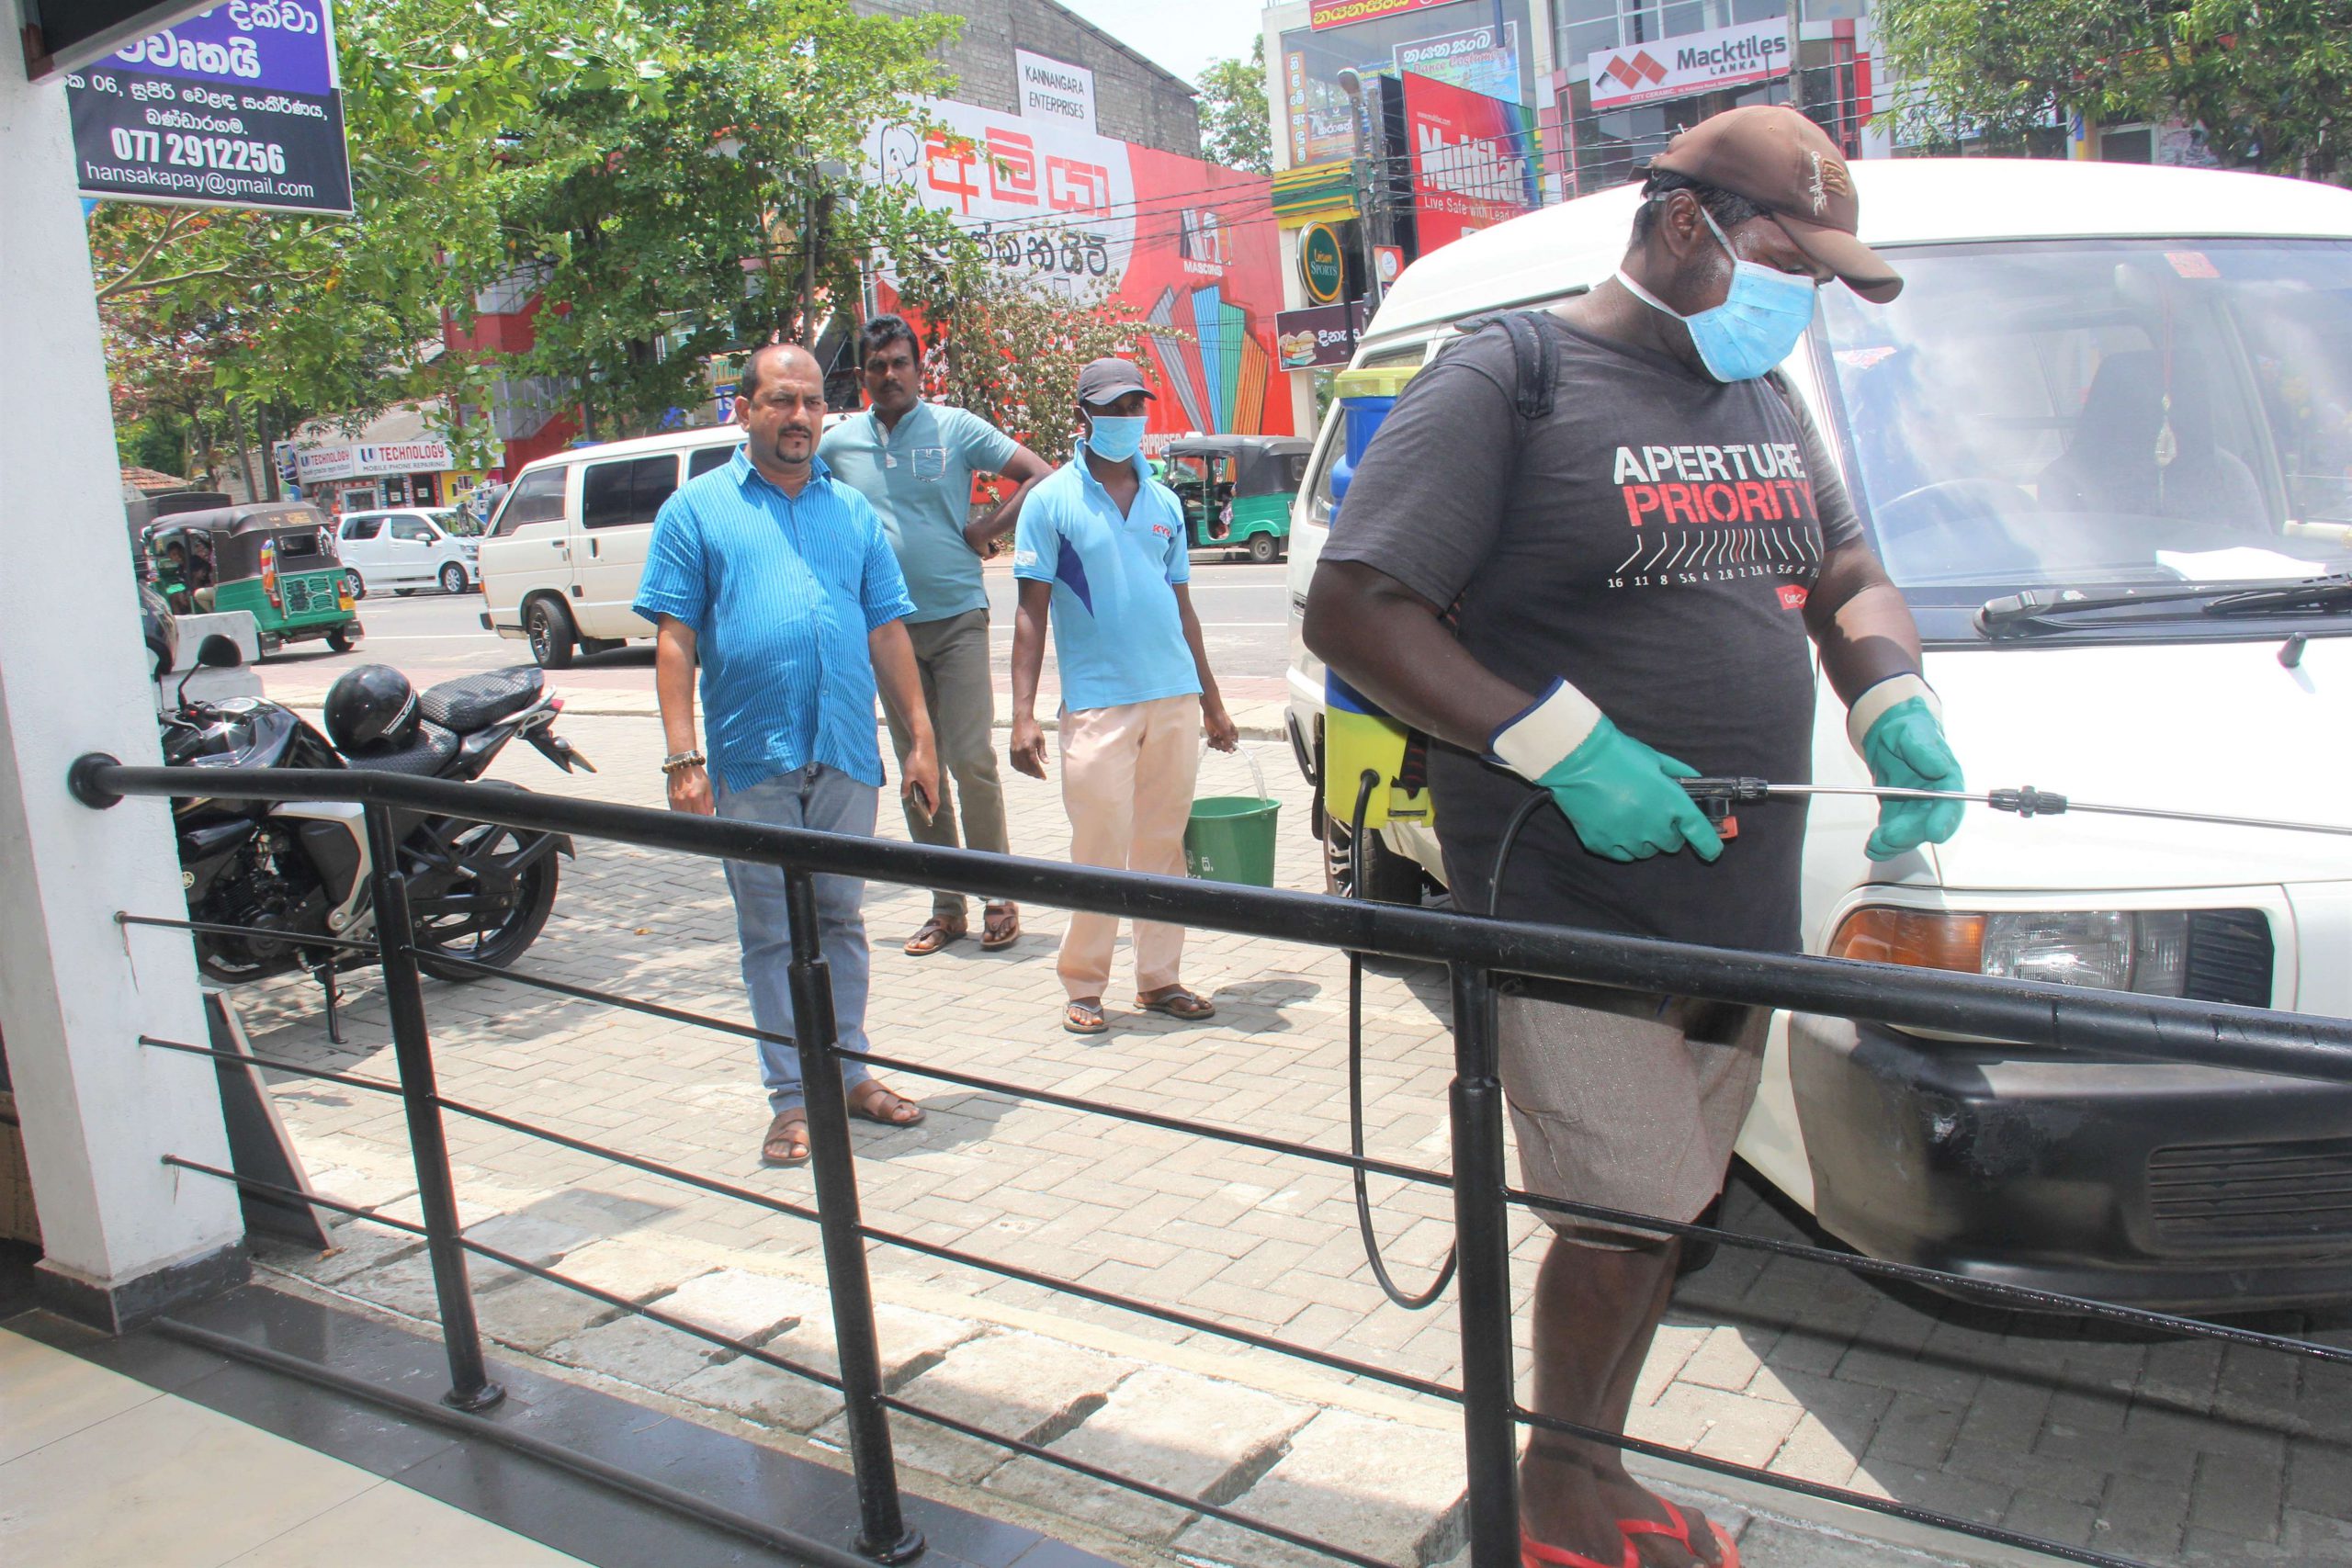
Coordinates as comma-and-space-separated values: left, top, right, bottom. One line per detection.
283, 404, 478, 516
1260, 0, 1900, 431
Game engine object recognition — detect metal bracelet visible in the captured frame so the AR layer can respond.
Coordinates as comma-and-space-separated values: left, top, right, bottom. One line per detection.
660, 750, 705, 775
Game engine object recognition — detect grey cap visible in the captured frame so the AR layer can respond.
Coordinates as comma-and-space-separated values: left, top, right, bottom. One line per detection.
1075, 357, 1154, 408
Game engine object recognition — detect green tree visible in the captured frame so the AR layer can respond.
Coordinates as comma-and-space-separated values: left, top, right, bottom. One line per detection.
902, 268, 1170, 465
491, 0, 983, 436
1876, 0, 2352, 181
1198, 38, 1272, 175
91, 0, 675, 451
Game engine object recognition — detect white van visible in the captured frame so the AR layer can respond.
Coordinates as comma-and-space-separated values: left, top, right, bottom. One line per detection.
477, 425, 745, 667
335, 507, 479, 597
1286, 159, 2352, 1309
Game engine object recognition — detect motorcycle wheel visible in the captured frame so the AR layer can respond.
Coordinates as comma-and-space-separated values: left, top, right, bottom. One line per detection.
196, 932, 276, 987
411, 824, 560, 982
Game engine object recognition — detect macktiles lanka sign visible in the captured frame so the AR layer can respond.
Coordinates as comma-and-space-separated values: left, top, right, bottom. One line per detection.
1587, 17, 1789, 111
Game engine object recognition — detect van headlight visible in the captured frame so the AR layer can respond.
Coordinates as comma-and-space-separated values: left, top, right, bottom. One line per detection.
1829, 908, 2189, 997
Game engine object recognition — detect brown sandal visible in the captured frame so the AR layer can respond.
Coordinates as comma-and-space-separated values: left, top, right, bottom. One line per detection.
1063, 998, 1107, 1035
1137, 986, 1215, 1021
980, 901, 1021, 951
848, 1080, 925, 1127
761, 1110, 810, 1167
903, 915, 967, 956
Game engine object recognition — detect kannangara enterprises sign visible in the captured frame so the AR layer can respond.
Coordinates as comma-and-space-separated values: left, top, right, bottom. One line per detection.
1587, 17, 1790, 111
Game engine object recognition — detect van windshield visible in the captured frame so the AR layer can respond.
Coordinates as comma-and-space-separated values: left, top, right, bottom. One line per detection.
1817, 238, 2352, 601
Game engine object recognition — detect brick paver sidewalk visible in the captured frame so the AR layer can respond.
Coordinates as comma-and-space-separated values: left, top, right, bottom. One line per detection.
225, 710, 2352, 1568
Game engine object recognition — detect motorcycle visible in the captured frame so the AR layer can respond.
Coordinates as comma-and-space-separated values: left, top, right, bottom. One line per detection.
160, 655, 594, 987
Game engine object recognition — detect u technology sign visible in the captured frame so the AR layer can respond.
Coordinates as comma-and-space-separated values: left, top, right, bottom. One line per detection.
1586, 17, 1790, 111
63, 0, 353, 215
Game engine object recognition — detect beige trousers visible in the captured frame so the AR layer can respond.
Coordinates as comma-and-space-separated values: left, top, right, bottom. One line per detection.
1056, 694, 1203, 998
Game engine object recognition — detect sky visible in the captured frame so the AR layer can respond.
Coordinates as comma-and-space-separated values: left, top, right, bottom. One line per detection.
1060, 0, 1267, 89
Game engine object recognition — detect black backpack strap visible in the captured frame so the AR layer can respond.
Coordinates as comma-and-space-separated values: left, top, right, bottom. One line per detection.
1454, 310, 1555, 421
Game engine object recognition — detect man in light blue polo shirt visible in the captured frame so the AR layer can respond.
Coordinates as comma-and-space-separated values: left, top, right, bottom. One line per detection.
638, 342, 941, 1168
1009, 357, 1239, 1036
820, 314, 1053, 959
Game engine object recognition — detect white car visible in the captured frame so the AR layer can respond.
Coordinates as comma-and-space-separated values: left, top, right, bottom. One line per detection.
1286, 158, 2352, 1310
476, 425, 744, 667
335, 508, 481, 597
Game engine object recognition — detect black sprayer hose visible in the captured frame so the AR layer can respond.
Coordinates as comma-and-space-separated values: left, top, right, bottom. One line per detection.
1348, 769, 1458, 1310
1345, 773, 1549, 1312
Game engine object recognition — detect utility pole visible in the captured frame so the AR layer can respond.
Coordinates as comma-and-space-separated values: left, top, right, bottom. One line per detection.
1338, 68, 1384, 310
1784, 0, 1804, 113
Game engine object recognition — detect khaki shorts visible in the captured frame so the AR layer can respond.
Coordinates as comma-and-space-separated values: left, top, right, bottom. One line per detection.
1498, 985, 1770, 1248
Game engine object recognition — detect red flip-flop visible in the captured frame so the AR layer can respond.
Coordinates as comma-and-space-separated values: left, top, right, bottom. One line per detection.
1619, 1500, 1739, 1568
1522, 1531, 1636, 1568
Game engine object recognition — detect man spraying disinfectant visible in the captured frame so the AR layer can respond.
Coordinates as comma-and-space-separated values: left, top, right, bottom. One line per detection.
1307, 107, 1965, 1568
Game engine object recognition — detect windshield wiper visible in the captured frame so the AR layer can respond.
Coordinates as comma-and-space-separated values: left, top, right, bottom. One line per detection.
1978, 574, 2352, 635
2199, 572, 2352, 616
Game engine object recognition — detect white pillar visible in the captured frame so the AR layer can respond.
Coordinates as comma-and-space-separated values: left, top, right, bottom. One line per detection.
0, 60, 245, 1326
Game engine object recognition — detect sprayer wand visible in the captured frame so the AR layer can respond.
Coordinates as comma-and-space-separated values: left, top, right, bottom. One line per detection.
1679, 779, 2352, 840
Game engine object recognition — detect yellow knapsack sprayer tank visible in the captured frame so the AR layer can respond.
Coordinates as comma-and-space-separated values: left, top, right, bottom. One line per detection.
1322, 364, 1435, 833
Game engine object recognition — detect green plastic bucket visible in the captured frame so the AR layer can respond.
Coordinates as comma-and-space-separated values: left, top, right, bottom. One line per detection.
1185, 749, 1282, 887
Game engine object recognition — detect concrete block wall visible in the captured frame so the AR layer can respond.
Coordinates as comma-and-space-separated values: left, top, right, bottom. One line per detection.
859, 0, 1204, 159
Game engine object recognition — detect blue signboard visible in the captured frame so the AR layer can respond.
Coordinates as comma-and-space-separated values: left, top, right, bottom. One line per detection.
63, 0, 352, 215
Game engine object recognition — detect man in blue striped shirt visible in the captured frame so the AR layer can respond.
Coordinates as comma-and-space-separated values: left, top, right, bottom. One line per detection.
637, 343, 941, 1168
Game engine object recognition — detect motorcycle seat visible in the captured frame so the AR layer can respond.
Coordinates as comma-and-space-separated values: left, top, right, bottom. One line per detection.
345, 720, 461, 775
418, 666, 545, 734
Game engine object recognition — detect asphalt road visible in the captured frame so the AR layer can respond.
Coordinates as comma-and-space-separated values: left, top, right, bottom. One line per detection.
259, 558, 1296, 705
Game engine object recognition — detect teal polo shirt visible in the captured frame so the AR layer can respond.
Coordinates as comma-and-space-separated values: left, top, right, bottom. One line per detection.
819, 400, 1020, 623
1012, 442, 1200, 714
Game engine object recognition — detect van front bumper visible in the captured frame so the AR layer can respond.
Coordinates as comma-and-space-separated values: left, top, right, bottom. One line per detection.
1790, 1013, 2352, 1311
481, 609, 526, 639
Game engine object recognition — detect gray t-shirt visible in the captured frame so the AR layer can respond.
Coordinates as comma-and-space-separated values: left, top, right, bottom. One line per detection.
1321, 314, 1863, 953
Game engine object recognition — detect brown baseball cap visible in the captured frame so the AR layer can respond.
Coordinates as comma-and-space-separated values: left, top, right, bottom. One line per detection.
1650, 105, 1902, 302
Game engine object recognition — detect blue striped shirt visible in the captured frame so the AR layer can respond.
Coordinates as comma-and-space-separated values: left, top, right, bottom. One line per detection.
634, 449, 916, 793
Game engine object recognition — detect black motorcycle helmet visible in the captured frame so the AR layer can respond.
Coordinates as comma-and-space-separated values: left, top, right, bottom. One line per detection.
324, 664, 419, 752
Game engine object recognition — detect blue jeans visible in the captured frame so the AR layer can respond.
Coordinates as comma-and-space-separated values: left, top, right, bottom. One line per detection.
715, 765, 877, 1116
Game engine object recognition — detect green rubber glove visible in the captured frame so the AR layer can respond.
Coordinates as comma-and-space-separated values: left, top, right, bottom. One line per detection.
1491, 682, 1723, 864
1852, 679, 1964, 862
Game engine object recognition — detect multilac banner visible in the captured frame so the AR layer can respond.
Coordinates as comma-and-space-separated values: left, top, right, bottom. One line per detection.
1586, 17, 1790, 111
1400, 72, 1538, 253
867, 100, 1295, 443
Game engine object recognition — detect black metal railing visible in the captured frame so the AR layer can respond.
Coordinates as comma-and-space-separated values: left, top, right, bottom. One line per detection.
68, 754, 2352, 1568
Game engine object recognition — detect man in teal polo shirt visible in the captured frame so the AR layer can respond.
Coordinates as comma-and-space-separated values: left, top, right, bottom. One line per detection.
820, 314, 1055, 959
1008, 357, 1239, 1035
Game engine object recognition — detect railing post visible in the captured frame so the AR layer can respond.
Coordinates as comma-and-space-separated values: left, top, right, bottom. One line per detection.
1449, 963, 1521, 1567
786, 868, 924, 1564
365, 803, 503, 1412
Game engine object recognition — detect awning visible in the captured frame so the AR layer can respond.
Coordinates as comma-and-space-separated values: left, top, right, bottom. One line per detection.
1272, 161, 1360, 229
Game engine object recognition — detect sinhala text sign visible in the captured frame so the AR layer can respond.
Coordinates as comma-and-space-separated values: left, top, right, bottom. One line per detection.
64, 0, 353, 215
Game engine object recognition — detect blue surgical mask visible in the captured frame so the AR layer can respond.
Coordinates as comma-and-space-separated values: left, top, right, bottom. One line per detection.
1085, 416, 1148, 463
1616, 208, 1818, 383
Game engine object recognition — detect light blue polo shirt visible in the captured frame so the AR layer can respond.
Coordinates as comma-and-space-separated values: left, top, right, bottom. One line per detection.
633, 450, 916, 793
818, 401, 1020, 623
1012, 442, 1200, 714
